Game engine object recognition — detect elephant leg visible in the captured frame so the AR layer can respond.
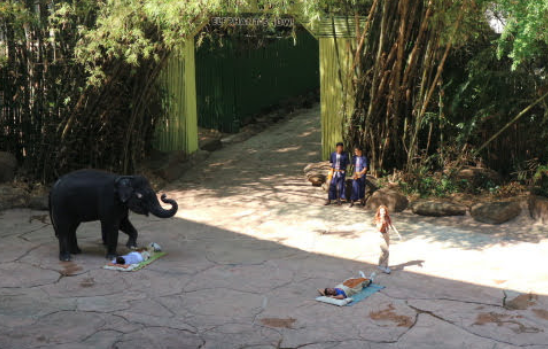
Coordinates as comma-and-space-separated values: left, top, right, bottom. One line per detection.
119, 216, 138, 249
68, 222, 81, 254
56, 221, 72, 262
101, 221, 119, 260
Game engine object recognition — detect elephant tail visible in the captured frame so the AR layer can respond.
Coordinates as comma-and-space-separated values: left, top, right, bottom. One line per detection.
48, 190, 57, 237
49, 179, 61, 237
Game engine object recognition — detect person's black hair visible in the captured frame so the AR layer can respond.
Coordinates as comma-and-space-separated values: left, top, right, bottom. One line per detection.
354, 146, 363, 152
336, 142, 344, 148
116, 257, 126, 264
324, 288, 329, 295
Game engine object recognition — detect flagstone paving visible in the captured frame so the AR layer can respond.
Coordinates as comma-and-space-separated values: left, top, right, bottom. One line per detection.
1, 105, 547, 348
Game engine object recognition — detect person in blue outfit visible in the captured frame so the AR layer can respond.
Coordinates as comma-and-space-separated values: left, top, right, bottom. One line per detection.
318, 272, 376, 299
325, 142, 350, 206
350, 146, 369, 207
323, 287, 347, 299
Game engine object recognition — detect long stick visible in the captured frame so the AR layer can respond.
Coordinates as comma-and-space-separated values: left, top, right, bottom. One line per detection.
473, 90, 548, 156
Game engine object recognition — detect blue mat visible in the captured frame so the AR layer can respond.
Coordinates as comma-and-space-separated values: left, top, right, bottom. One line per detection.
346, 283, 385, 306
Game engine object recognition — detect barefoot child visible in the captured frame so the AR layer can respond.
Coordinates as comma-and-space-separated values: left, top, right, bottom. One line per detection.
374, 205, 402, 274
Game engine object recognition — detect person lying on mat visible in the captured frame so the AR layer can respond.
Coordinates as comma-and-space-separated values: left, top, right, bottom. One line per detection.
113, 250, 150, 265
318, 272, 376, 299
322, 287, 349, 299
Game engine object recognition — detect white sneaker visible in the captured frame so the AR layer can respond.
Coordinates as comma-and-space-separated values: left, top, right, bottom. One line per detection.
359, 271, 366, 278
378, 266, 391, 274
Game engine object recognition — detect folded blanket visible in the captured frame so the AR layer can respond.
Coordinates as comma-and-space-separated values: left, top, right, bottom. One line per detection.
103, 251, 167, 272
316, 296, 353, 307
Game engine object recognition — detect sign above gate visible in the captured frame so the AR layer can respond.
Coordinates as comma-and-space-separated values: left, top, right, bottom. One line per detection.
210, 16, 295, 28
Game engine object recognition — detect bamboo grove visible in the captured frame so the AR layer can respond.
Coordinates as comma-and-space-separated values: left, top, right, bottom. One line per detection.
337, 0, 476, 173
0, 0, 209, 182
0, 1, 164, 181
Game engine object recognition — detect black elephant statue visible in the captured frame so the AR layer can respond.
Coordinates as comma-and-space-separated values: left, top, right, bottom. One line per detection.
49, 169, 178, 261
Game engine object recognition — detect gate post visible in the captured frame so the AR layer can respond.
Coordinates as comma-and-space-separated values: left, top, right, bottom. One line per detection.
154, 38, 199, 154
305, 17, 363, 159
319, 36, 353, 159
182, 40, 199, 153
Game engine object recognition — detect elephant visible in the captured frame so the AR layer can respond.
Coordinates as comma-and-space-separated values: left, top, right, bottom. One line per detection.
49, 169, 178, 261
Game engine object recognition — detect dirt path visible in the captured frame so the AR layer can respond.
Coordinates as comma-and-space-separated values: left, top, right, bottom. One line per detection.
1, 105, 548, 348
169, 105, 548, 295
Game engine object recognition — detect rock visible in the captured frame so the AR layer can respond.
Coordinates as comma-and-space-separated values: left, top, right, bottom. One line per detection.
255, 115, 272, 125
528, 195, 548, 224
199, 138, 222, 152
242, 123, 267, 134
364, 175, 378, 195
189, 149, 210, 164
158, 163, 189, 182
0, 152, 17, 183
470, 201, 521, 225
303, 161, 331, 174
365, 188, 409, 212
145, 150, 186, 171
411, 201, 467, 217
152, 150, 210, 182
221, 131, 254, 145
271, 110, 286, 122
304, 162, 332, 188
452, 166, 502, 186
321, 181, 329, 192
344, 178, 353, 199
154, 162, 189, 182
308, 174, 326, 187
28, 194, 49, 211
0, 185, 30, 211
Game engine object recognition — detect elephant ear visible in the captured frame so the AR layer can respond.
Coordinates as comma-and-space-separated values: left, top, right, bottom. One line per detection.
115, 177, 134, 203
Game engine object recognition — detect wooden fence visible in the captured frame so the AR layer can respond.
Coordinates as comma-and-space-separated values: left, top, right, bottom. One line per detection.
195, 28, 319, 133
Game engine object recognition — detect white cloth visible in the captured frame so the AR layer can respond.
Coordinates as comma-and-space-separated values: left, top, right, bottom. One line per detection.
335, 154, 341, 170
316, 296, 353, 307
112, 251, 144, 265
334, 154, 342, 179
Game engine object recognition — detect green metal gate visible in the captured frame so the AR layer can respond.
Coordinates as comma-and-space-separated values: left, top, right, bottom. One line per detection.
195, 29, 319, 133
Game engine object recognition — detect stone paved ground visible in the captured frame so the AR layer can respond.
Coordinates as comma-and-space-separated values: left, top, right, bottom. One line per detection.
1, 106, 548, 348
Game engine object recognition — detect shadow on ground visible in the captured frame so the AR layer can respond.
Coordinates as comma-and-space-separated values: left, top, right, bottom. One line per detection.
0, 210, 547, 349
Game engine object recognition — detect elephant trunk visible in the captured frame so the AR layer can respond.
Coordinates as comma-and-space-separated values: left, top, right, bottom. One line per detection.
148, 194, 178, 218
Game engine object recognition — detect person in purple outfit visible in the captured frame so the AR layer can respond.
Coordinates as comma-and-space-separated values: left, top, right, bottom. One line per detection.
325, 142, 350, 206
350, 146, 368, 207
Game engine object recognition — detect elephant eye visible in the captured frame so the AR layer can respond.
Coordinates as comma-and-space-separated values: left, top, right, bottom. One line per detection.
136, 193, 143, 199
